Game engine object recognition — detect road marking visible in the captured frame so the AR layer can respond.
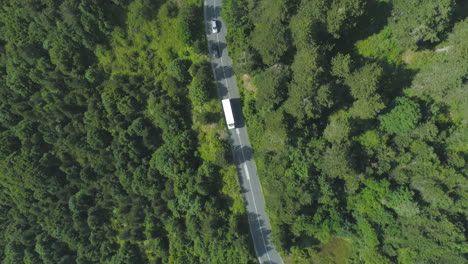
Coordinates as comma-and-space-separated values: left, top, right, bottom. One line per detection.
238, 138, 272, 263
219, 58, 230, 89
214, 12, 231, 95
209, 1, 274, 263
213, 0, 218, 17
238, 134, 243, 145
217, 39, 230, 89
236, 128, 240, 135
244, 163, 250, 180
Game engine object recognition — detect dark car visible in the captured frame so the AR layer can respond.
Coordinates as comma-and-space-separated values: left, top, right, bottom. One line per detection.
211, 44, 220, 58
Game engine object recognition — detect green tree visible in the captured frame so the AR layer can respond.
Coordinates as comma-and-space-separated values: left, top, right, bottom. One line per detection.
323, 111, 350, 144
326, 0, 366, 38
111, 242, 147, 264
345, 63, 385, 119
251, 0, 290, 65
168, 59, 192, 84
320, 144, 353, 179
254, 64, 290, 111
385, 188, 420, 217
177, 4, 199, 45
286, 45, 331, 118
391, 0, 455, 49
290, 0, 329, 48
406, 18, 468, 124
331, 53, 352, 78
379, 97, 421, 134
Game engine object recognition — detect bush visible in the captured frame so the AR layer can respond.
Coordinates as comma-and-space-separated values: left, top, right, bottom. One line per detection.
177, 5, 199, 45
189, 78, 210, 104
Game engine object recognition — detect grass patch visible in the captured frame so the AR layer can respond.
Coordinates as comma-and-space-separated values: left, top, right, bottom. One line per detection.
197, 123, 224, 162
314, 236, 352, 264
355, 23, 446, 71
221, 166, 246, 215
95, 0, 206, 78
355, 26, 403, 65
287, 236, 352, 264
402, 48, 447, 70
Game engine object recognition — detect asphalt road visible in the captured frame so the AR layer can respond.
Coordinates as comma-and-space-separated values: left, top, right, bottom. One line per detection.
204, 1, 284, 264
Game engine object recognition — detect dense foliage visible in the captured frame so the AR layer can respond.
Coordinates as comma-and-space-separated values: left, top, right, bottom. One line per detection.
0, 0, 256, 263
223, 0, 467, 263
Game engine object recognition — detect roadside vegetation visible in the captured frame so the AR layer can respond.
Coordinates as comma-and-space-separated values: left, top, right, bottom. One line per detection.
0, 0, 255, 263
223, 0, 468, 263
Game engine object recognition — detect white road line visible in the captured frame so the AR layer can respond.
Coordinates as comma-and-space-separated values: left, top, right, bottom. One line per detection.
220, 58, 229, 88
211, 0, 272, 263
236, 128, 240, 135
238, 141, 272, 263
214, 8, 230, 94
244, 163, 250, 180
217, 39, 230, 90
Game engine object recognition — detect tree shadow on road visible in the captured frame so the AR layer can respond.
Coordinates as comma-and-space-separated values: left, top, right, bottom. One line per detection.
230, 98, 245, 128
245, 211, 281, 263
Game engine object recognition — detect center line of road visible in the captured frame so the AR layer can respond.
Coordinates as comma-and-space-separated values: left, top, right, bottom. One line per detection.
244, 163, 250, 180
236, 128, 240, 135
238, 138, 272, 263
210, 1, 273, 262
217, 42, 230, 92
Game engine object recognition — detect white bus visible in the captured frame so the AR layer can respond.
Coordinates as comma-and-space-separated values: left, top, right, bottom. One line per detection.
221, 99, 235, 129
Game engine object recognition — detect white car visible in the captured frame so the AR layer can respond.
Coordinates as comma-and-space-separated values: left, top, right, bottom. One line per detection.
211, 20, 218, 33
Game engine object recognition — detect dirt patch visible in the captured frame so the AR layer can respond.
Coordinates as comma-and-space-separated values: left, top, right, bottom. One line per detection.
242, 74, 256, 92
402, 49, 434, 67
217, 129, 228, 141
402, 50, 414, 64
316, 236, 352, 264
435, 45, 452, 53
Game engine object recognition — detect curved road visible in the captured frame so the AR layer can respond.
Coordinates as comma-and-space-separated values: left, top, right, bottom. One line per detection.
204, 1, 284, 264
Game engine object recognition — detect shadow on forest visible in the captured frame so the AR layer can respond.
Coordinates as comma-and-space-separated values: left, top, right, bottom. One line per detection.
454, 0, 468, 21
378, 61, 417, 104
336, 0, 393, 52
353, 0, 393, 40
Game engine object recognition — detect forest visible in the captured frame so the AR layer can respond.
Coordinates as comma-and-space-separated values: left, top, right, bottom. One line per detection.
222, 0, 468, 263
0, 0, 467, 263
0, 0, 256, 263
